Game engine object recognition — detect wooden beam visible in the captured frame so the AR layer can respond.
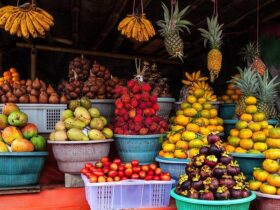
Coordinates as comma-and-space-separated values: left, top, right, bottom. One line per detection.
52, 37, 73, 45
16, 43, 181, 65
92, 0, 129, 50
112, 0, 152, 52
261, 11, 280, 23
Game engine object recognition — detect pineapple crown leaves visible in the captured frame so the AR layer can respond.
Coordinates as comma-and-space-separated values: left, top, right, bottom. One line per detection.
240, 42, 260, 63
198, 16, 223, 50
231, 66, 259, 96
157, 2, 192, 36
256, 70, 280, 104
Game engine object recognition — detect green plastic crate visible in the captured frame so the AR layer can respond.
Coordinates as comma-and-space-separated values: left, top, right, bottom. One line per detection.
171, 188, 256, 210
0, 152, 48, 187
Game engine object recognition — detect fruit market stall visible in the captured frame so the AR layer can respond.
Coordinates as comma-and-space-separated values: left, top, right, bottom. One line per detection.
0, 0, 280, 210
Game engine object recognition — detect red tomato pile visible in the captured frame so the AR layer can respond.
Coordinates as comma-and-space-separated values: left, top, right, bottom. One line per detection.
81, 157, 171, 183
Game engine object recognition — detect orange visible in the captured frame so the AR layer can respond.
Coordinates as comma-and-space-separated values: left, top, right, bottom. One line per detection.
230, 129, 239, 137
227, 136, 240, 147
236, 121, 248, 130
176, 141, 188, 150
201, 110, 211, 118
200, 127, 210, 136
209, 109, 218, 118
222, 95, 230, 101
217, 118, 224, 125
163, 143, 176, 152
231, 94, 239, 100
249, 180, 262, 191
235, 147, 247, 153
253, 142, 268, 152
277, 188, 280, 195
245, 105, 258, 114
235, 89, 242, 95
180, 102, 192, 109
207, 125, 217, 132
182, 131, 196, 141
187, 95, 197, 104
267, 174, 280, 188
176, 110, 184, 115
252, 131, 266, 142
171, 125, 185, 132
202, 118, 209, 126
260, 121, 269, 129
226, 89, 234, 95
159, 150, 165, 157
227, 84, 235, 90
194, 88, 205, 98
163, 152, 175, 159
240, 139, 254, 150
209, 118, 218, 125
240, 113, 253, 122
192, 103, 203, 111
245, 96, 257, 105
260, 183, 277, 195
263, 159, 280, 173
239, 129, 253, 139
216, 125, 224, 132
189, 148, 199, 158
187, 123, 200, 133
174, 150, 188, 159
192, 118, 205, 126
253, 169, 269, 182
203, 103, 212, 110
253, 112, 266, 122
198, 97, 206, 104
168, 133, 181, 143
183, 108, 197, 117
175, 115, 190, 126
189, 139, 203, 149
225, 144, 236, 153
266, 138, 280, 149
248, 122, 261, 132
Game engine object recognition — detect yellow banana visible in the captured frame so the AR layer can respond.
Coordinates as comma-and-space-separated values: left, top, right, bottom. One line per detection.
25, 12, 37, 38
195, 71, 200, 80
35, 7, 54, 21
185, 72, 193, 81
20, 13, 29, 38
141, 16, 155, 36
131, 19, 138, 39
0, 12, 13, 27
28, 12, 45, 36
32, 10, 54, 27
118, 16, 134, 31
124, 18, 135, 38
182, 80, 192, 86
10, 13, 22, 35
30, 11, 50, 31
17, 25, 22, 37
5, 11, 20, 31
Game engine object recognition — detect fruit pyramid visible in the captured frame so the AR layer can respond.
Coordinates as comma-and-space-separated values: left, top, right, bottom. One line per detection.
226, 96, 273, 154
159, 88, 224, 159
249, 127, 280, 195
220, 75, 242, 104
176, 134, 250, 200
112, 80, 168, 135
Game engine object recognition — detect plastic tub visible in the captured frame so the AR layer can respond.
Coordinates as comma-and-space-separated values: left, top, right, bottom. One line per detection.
230, 153, 265, 181
0, 152, 48, 187
48, 140, 113, 173
171, 188, 256, 210
219, 103, 236, 119
90, 99, 114, 121
0, 104, 67, 133
157, 98, 175, 119
156, 156, 189, 181
114, 134, 165, 165
82, 174, 175, 210
251, 191, 280, 210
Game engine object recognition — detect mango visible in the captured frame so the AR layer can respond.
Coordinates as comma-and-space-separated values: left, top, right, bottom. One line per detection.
11, 138, 34, 152
2, 103, 19, 116
2, 126, 23, 145
21, 123, 38, 139
0, 141, 8, 152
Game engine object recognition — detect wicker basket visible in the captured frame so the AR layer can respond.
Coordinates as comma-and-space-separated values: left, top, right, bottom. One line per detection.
0, 152, 48, 187
48, 140, 113, 173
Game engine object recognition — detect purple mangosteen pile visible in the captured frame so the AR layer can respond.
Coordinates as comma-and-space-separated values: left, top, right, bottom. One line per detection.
176, 134, 250, 200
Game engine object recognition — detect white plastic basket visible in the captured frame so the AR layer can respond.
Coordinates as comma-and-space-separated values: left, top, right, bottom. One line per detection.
81, 175, 175, 210
157, 98, 175, 119
0, 104, 67, 133
90, 99, 114, 121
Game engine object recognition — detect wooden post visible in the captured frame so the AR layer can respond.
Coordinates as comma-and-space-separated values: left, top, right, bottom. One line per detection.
0, 49, 3, 74
30, 46, 37, 80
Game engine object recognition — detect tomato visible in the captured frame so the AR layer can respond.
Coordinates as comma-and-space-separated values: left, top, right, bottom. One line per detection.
108, 170, 117, 178
145, 175, 153, 181
160, 174, 171, 181
89, 175, 98, 183
131, 160, 139, 167
260, 183, 276, 195
153, 176, 160, 180
131, 174, 140, 179
154, 168, 162, 176
93, 171, 104, 177
149, 163, 157, 171
253, 169, 269, 182
132, 166, 141, 173
141, 165, 149, 172
110, 163, 118, 171
267, 174, 280, 187
101, 157, 109, 163
125, 168, 133, 177
113, 159, 122, 165
95, 161, 103, 168
118, 171, 124, 178
85, 162, 93, 169
263, 159, 279, 173
81, 168, 89, 175
139, 171, 146, 179
118, 165, 125, 171
98, 176, 106, 183
114, 176, 121, 182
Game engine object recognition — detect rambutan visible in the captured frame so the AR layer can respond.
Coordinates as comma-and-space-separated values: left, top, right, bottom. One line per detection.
129, 109, 136, 118
153, 104, 160, 111
115, 99, 123, 109
139, 127, 149, 135
132, 84, 140, 93
141, 83, 151, 92
141, 92, 150, 101
144, 117, 153, 125
134, 115, 143, 123
121, 94, 130, 103
150, 95, 157, 103
127, 80, 136, 88
131, 98, 138, 108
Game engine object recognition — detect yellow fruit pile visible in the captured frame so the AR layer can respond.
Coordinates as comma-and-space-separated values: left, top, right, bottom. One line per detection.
0, 4, 54, 38
182, 71, 217, 101
118, 14, 155, 42
225, 96, 273, 154
159, 88, 223, 159
221, 83, 242, 103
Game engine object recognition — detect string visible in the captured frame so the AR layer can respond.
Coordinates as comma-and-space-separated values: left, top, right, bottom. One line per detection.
141, 0, 143, 15
213, 0, 218, 17
256, 0, 260, 51
132, 0, 135, 15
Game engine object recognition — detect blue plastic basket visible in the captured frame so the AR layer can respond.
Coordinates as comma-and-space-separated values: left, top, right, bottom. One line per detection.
156, 156, 189, 182
114, 134, 165, 165
230, 153, 265, 181
0, 152, 48, 187
171, 188, 256, 210
219, 103, 236, 120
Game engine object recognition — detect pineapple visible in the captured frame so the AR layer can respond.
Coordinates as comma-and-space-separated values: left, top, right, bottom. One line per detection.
157, 2, 192, 61
256, 71, 280, 119
198, 16, 223, 82
240, 42, 266, 76
231, 67, 259, 116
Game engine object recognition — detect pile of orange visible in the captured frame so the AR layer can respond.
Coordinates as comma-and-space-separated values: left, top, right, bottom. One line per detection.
221, 83, 242, 103
159, 88, 224, 159
224, 96, 273, 153
0, 67, 21, 85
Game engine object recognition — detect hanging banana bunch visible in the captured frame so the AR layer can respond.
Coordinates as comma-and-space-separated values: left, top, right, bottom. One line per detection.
118, 0, 155, 42
0, 0, 54, 38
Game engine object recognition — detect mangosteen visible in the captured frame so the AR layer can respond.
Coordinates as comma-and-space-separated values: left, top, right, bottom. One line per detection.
227, 161, 241, 176
188, 168, 200, 179
193, 155, 205, 167
205, 155, 218, 168
199, 146, 209, 155
181, 180, 192, 191
219, 153, 234, 165
180, 190, 189, 197
242, 189, 250, 198
204, 177, 219, 191
199, 189, 215, 200
234, 173, 246, 182
200, 165, 212, 179
185, 163, 195, 173
209, 141, 224, 156
191, 174, 204, 190
188, 188, 199, 199
178, 174, 189, 185
219, 175, 236, 188
207, 133, 220, 144
230, 185, 243, 199
215, 186, 230, 200
213, 163, 227, 178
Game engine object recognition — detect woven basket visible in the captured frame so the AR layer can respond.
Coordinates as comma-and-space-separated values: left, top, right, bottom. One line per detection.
48, 140, 113, 173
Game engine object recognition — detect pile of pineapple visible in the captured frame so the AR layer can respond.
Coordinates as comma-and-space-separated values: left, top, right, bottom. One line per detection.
159, 88, 224, 159
225, 96, 274, 153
